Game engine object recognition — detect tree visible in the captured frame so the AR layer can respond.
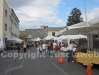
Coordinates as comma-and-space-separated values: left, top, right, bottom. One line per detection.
66, 7, 83, 26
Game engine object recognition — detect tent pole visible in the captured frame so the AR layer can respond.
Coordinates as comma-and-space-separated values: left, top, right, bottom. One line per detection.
87, 34, 90, 50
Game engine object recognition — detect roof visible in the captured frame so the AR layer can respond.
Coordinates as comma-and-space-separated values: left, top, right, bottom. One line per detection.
10, 9, 20, 22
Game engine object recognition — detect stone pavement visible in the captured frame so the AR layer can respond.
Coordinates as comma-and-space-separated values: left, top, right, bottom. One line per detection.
0, 49, 18, 75
0, 47, 99, 75
10, 47, 99, 75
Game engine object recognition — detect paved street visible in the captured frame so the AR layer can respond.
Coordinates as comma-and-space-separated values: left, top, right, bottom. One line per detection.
0, 47, 99, 75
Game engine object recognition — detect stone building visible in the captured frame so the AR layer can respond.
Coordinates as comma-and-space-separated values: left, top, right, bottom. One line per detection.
19, 25, 64, 40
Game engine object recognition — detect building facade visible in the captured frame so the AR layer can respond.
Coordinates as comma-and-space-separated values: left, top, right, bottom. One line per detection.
19, 26, 64, 40
48, 27, 64, 36
0, 0, 19, 40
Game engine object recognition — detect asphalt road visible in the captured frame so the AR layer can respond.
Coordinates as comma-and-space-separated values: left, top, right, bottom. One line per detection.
4, 47, 99, 75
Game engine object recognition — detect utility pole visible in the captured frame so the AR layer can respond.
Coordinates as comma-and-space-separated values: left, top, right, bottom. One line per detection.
83, 0, 90, 50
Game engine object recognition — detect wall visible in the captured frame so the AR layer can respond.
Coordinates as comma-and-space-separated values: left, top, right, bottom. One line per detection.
19, 27, 64, 40
11, 16, 19, 38
48, 31, 58, 36
3, 0, 11, 39
0, 0, 4, 38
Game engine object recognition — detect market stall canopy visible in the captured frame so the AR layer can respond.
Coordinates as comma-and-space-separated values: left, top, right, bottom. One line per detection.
8, 38, 23, 43
66, 34, 87, 40
55, 28, 66, 36
44, 36, 56, 40
58, 34, 87, 45
58, 35, 67, 40
57, 34, 87, 40
54, 37, 58, 40
27, 34, 32, 39
68, 19, 99, 31
35, 37, 41, 41
31, 39, 34, 41
62, 27, 82, 35
61, 27, 98, 35
33, 38, 36, 41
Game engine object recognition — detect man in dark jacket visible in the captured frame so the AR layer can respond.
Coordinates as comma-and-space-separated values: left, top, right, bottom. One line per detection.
17, 44, 20, 53
48, 42, 53, 56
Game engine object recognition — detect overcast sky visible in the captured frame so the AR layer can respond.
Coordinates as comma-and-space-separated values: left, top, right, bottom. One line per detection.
5, 0, 99, 30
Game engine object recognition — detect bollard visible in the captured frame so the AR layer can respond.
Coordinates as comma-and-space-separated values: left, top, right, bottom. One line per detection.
58, 56, 63, 64
87, 64, 92, 75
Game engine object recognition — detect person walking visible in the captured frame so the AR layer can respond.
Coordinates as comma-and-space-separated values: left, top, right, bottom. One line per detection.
23, 43, 27, 52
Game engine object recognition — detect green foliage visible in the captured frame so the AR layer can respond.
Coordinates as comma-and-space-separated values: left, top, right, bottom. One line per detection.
67, 7, 83, 26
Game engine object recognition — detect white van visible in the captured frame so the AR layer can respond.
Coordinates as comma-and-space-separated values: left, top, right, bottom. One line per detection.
0, 38, 6, 51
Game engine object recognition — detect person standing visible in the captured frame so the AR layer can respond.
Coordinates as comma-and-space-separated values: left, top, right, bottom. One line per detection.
48, 42, 51, 56
23, 43, 27, 52
36, 42, 41, 53
67, 41, 76, 62
39, 43, 42, 53
50, 42, 53, 57
42, 42, 46, 55
53, 42, 57, 53
45, 42, 48, 54
17, 44, 20, 53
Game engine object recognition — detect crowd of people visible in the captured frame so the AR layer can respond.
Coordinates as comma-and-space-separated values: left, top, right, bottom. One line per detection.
17, 42, 34, 53
35, 41, 59, 57
17, 40, 77, 63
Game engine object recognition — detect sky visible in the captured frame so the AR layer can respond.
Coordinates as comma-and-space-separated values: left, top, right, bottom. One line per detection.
5, 0, 99, 30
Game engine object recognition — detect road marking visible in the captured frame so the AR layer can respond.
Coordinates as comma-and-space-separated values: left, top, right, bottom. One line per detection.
20, 60, 24, 68
52, 63, 69, 75
5, 60, 24, 75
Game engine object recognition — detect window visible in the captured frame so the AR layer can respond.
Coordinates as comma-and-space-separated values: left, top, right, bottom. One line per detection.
5, 24, 7, 31
5, 10, 7, 17
52, 32, 55, 36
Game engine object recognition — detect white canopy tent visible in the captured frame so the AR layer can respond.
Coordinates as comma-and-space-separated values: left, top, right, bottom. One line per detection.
43, 36, 56, 40
53, 37, 58, 40
8, 38, 23, 43
55, 28, 66, 36
56, 21, 99, 36
62, 27, 83, 35
31, 39, 34, 41
58, 35, 67, 40
66, 34, 87, 45
67, 18, 99, 49
57, 34, 87, 45
66, 34, 87, 40
35, 37, 41, 41
68, 20, 99, 31
27, 34, 32, 39
33, 38, 36, 41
